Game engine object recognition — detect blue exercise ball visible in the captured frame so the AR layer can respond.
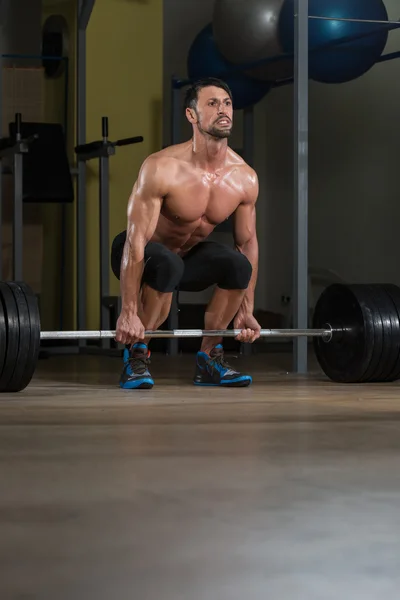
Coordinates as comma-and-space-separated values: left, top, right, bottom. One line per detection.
187, 23, 271, 110
279, 0, 389, 84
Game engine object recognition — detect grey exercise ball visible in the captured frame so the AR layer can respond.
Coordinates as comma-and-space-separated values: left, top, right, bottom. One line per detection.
212, 0, 292, 82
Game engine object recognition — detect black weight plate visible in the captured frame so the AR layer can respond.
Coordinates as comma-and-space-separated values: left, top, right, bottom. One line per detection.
0, 294, 6, 382
0, 282, 20, 391
15, 281, 41, 390
313, 283, 376, 383
380, 284, 400, 382
350, 285, 384, 384
5, 282, 34, 392
366, 284, 400, 382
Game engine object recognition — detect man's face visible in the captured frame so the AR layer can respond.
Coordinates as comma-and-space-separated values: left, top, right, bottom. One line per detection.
189, 86, 233, 139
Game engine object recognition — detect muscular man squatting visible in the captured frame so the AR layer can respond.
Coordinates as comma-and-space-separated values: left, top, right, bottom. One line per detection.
111, 77, 262, 389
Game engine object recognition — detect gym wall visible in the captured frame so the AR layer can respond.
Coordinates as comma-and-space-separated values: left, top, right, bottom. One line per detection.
86, 0, 163, 330
264, 0, 400, 319
163, 0, 400, 323
41, 0, 163, 331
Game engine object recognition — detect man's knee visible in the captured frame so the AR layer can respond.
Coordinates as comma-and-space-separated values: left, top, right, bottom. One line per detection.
218, 251, 253, 290
144, 246, 184, 293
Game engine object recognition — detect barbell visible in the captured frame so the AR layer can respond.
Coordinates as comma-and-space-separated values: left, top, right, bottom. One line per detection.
1, 280, 400, 393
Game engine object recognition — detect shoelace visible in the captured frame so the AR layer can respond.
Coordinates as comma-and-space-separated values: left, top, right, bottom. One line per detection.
129, 354, 150, 375
208, 350, 234, 373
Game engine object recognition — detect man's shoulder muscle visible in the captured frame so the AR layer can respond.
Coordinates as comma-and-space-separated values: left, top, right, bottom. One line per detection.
139, 152, 178, 175
234, 162, 259, 206
136, 153, 179, 197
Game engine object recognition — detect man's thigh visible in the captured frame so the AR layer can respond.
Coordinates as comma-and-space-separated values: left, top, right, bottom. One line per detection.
142, 242, 184, 292
180, 241, 252, 292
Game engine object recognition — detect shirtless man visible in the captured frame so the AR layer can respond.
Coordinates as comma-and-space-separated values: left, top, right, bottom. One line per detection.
111, 77, 261, 389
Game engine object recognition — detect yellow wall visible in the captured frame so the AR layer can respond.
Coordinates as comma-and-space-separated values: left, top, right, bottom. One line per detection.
41, 0, 163, 330
86, 0, 163, 329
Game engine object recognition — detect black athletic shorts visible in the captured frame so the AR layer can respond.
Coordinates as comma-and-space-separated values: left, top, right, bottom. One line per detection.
111, 230, 252, 293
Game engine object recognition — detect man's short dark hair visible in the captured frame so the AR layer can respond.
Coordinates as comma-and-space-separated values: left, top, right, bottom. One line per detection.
184, 77, 233, 111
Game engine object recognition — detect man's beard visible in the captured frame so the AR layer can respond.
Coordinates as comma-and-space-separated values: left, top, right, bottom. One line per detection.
207, 124, 232, 139
198, 120, 232, 139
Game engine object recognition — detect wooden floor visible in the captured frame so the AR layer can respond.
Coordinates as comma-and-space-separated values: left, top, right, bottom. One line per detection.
1, 350, 400, 599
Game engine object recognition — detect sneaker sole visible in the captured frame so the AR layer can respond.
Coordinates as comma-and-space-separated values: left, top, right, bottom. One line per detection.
193, 379, 252, 388
119, 378, 154, 390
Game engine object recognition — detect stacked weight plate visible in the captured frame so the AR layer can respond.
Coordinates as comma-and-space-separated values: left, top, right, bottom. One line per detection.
379, 284, 400, 382
313, 283, 400, 383
0, 282, 41, 392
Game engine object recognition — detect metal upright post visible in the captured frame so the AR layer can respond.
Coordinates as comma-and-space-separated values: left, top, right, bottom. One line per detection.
166, 78, 182, 356
293, 0, 309, 374
242, 105, 254, 356
99, 116, 110, 349
13, 113, 23, 280
171, 78, 183, 147
79, 0, 96, 29
243, 106, 254, 166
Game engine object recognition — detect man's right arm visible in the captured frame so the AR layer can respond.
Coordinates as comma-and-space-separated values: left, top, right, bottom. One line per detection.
116, 156, 166, 343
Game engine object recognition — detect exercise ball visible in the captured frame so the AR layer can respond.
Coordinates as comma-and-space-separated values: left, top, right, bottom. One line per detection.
279, 0, 389, 83
212, 0, 293, 82
187, 23, 271, 110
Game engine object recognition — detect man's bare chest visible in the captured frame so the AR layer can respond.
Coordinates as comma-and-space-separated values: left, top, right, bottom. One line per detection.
161, 175, 242, 225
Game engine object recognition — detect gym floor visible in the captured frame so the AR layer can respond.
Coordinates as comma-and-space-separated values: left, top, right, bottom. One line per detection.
1, 351, 400, 599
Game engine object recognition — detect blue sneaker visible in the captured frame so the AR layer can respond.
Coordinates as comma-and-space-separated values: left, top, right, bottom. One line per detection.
193, 344, 252, 387
119, 343, 154, 389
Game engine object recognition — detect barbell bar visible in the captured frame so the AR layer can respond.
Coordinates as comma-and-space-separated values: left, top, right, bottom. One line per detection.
40, 327, 333, 340
2, 280, 400, 393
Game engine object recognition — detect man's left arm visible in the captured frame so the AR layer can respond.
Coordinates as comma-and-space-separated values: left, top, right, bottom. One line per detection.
232, 170, 261, 342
